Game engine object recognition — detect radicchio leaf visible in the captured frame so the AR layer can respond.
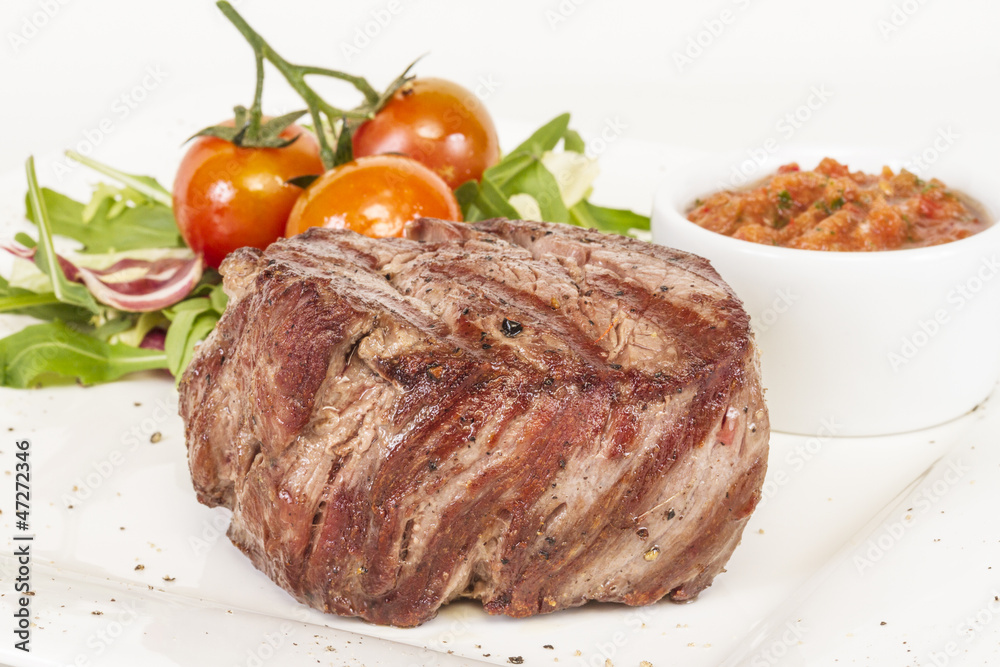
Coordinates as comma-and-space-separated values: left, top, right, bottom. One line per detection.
140, 328, 167, 351
1, 242, 203, 313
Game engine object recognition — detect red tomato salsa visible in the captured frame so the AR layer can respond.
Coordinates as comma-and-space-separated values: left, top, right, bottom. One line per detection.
687, 158, 989, 251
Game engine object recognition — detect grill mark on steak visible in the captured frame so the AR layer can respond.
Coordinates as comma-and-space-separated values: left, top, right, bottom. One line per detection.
397, 255, 610, 378
398, 518, 414, 563
365, 378, 544, 592
458, 219, 749, 374
297, 449, 350, 585
373, 386, 591, 616
387, 236, 733, 406
180, 217, 769, 627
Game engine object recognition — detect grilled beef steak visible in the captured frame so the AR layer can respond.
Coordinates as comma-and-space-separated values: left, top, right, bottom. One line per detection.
179, 218, 769, 627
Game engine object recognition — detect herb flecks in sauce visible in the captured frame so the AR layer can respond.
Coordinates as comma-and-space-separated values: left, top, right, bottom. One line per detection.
688, 158, 988, 251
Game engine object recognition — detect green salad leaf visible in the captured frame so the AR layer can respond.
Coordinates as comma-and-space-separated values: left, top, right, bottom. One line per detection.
0, 276, 93, 323
562, 128, 585, 153
167, 311, 219, 380
108, 311, 168, 347
209, 283, 229, 314
570, 200, 652, 236
458, 113, 651, 235
506, 113, 570, 159
64, 150, 172, 207
458, 177, 521, 221
24, 151, 183, 254
0, 321, 167, 388
0, 156, 223, 388
162, 283, 228, 380
25, 158, 101, 314
25, 187, 183, 254
501, 160, 571, 223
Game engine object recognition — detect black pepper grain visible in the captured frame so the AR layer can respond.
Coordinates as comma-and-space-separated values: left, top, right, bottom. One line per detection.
501, 318, 523, 337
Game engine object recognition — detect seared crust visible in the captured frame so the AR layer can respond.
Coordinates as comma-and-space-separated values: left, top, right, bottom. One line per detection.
179, 218, 769, 627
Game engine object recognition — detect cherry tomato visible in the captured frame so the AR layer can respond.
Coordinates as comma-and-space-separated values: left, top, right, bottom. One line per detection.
352, 77, 500, 190
285, 155, 462, 238
172, 122, 323, 268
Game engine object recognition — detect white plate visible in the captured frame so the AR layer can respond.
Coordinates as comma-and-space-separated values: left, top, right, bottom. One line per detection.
2, 136, 1000, 667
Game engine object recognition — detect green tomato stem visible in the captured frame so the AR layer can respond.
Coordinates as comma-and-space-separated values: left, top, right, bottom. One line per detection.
216, 0, 380, 169
246, 49, 265, 141
297, 67, 380, 106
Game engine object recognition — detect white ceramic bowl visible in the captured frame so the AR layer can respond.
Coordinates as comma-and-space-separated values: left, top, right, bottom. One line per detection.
652, 149, 1000, 436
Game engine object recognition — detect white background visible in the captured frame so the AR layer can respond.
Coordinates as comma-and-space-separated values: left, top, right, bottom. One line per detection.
2, 2, 1000, 666
1, 0, 997, 192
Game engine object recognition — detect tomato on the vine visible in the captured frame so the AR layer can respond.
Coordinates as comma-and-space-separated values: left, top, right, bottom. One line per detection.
172, 122, 323, 269
352, 77, 500, 190
285, 155, 462, 239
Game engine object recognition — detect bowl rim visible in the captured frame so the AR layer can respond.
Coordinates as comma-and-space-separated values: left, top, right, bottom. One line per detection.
652, 147, 1000, 264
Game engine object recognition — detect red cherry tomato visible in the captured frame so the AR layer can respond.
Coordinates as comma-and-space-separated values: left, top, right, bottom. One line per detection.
285, 155, 462, 239
172, 122, 323, 268
352, 77, 500, 190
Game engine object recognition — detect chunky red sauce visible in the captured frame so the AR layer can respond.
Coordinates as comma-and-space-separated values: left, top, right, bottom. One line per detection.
687, 158, 989, 251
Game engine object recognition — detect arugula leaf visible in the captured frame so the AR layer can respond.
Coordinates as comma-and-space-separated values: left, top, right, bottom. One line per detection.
25, 158, 100, 314
454, 181, 481, 220
0, 287, 60, 313
183, 270, 223, 299
501, 160, 570, 223
84, 182, 133, 221
506, 113, 570, 159
25, 151, 184, 254
209, 283, 229, 314
165, 297, 213, 317
25, 188, 184, 254
563, 128, 585, 154
164, 301, 219, 379
162, 286, 228, 380
461, 113, 654, 232
110, 311, 168, 347
14, 232, 36, 249
464, 177, 521, 222
0, 286, 93, 322
483, 153, 536, 190
177, 312, 218, 378
0, 155, 217, 389
477, 115, 573, 196
163, 306, 205, 377
92, 315, 140, 342
0, 321, 167, 388
64, 150, 172, 207
570, 200, 651, 236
